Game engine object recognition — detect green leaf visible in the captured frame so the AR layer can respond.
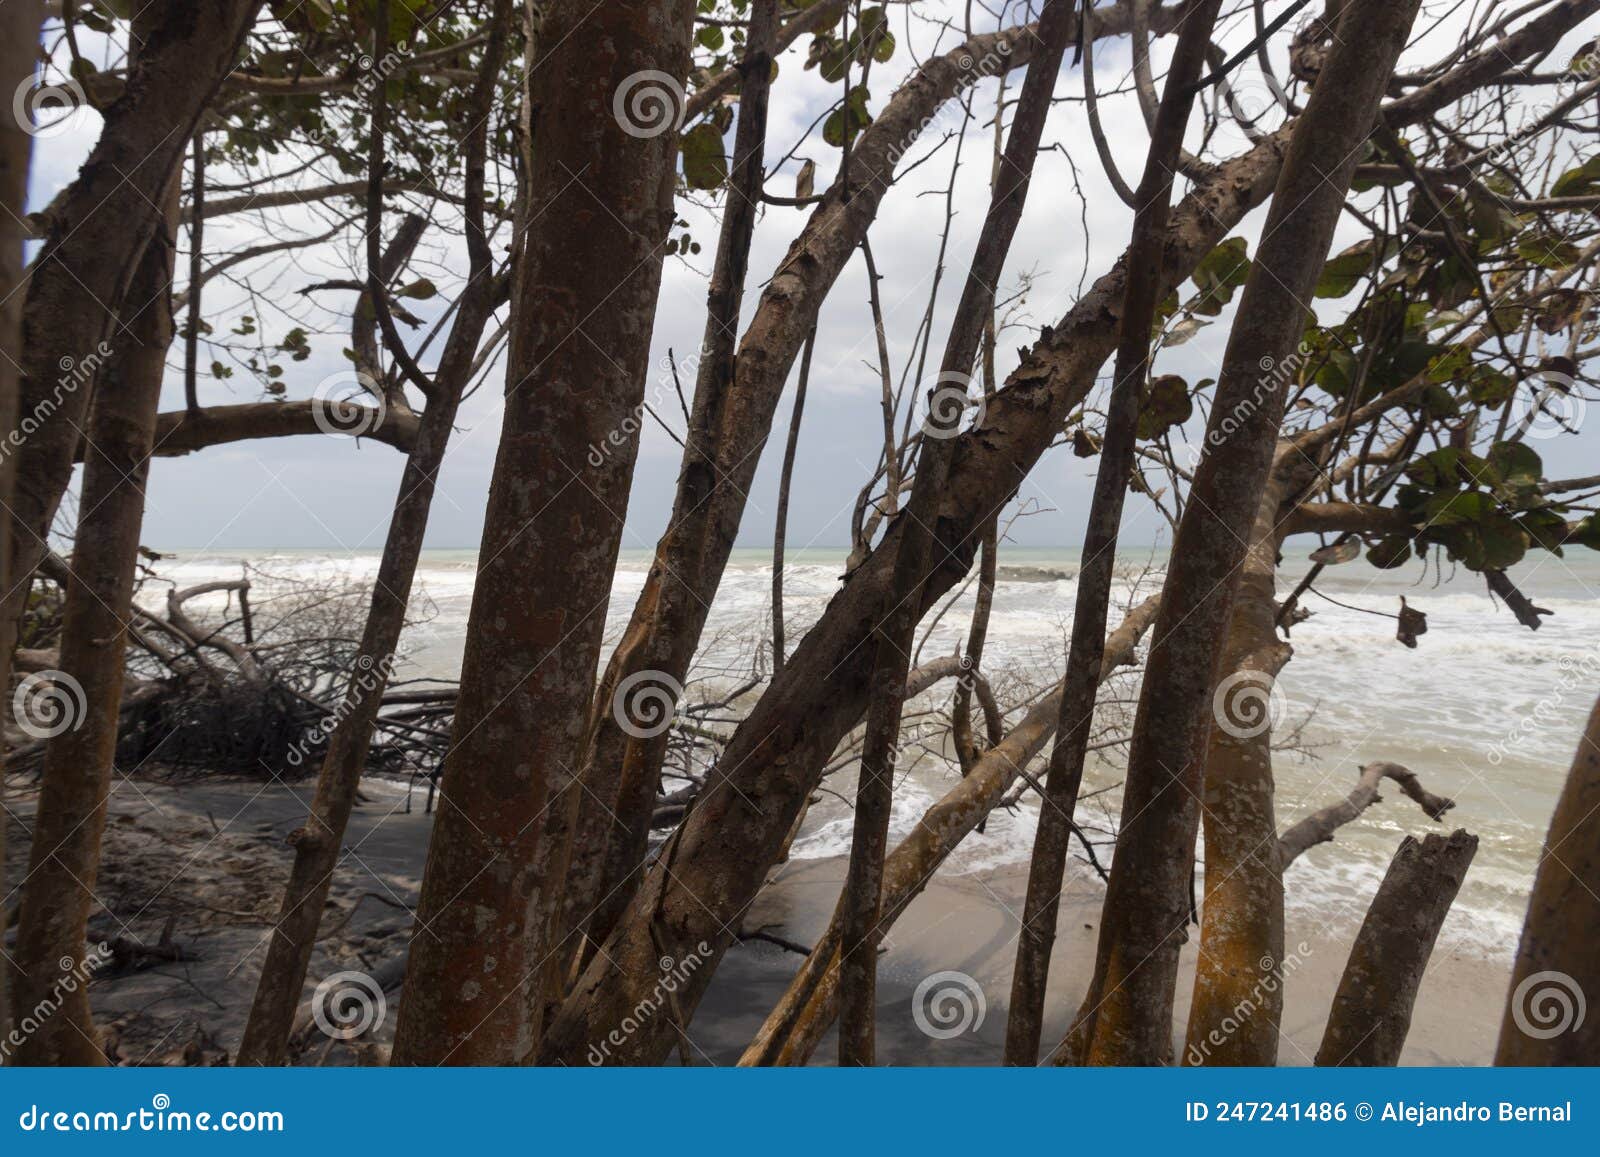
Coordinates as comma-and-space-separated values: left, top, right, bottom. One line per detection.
1486, 440, 1543, 493
1316, 240, 1380, 299
1189, 237, 1250, 316
1136, 375, 1192, 439
681, 123, 728, 190
1552, 155, 1600, 197
1366, 536, 1413, 569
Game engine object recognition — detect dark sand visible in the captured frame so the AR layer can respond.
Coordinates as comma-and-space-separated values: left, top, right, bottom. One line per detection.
2, 775, 1510, 1065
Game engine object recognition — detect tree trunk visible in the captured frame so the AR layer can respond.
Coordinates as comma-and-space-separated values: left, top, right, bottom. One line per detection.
389, 0, 696, 1067
1495, 693, 1600, 1064
565, 0, 782, 971
1182, 485, 1292, 1065
1059, 0, 1422, 1066
1316, 830, 1478, 1066
0, 0, 45, 1050
9, 178, 177, 1064
1, 0, 260, 640
237, 1, 511, 1066
1003, 0, 1220, 1066
772, 328, 815, 676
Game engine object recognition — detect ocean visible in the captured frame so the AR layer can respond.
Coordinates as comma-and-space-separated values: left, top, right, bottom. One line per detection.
147, 543, 1600, 967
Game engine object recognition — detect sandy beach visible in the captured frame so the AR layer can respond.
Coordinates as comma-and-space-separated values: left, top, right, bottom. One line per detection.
3, 771, 1511, 1066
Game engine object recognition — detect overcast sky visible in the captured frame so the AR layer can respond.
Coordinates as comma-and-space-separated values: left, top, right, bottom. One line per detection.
26, 1, 1600, 556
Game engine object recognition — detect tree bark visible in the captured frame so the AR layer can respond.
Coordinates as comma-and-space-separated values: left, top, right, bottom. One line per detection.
1003, 0, 1221, 1066
1316, 830, 1478, 1066
567, 0, 782, 972
9, 175, 178, 1064
1059, 0, 1422, 1066
1182, 484, 1293, 1065
1495, 693, 1600, 1064
0, 0, 45, 1050
389, 0, 696, 1067
237, 0, 511, 1066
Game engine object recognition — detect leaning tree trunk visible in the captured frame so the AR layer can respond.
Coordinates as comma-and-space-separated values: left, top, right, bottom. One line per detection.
389, 0, 696, 1067
1182, 482, 1293, 1065
0, 0, 260, 648
1059, 0, 1423, 1066
1003, 0, 1220, 1066
1495, 692, 1600, 1064
1317, 830, 1478, 1066
236, 0, 511, 1066
0, 0, 44, 1050
10, 181, 177, 1064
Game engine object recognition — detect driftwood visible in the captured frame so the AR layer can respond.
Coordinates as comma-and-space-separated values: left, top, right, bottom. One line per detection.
1278, 761, 1454, 868
1316, 829, 1479, 1066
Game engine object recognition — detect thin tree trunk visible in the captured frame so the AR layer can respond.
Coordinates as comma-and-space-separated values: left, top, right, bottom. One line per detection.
236, 0, 510, 1066
1316, 830, 1478, 1066
1495, 692, 1600, 1064
1002, 0, 1221, 1066
567, 0, 783, 969
836, 0, 1075, 1065
1058, 0, 1422, 1066
389, 0, 696, 1067
772, 327, 815, 676
1183, 485, 1293, 1065
10, 177, 178, 1064
0, 0, 45, 1050
742, 597, 1161, 1065
952, 519, 997, 778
